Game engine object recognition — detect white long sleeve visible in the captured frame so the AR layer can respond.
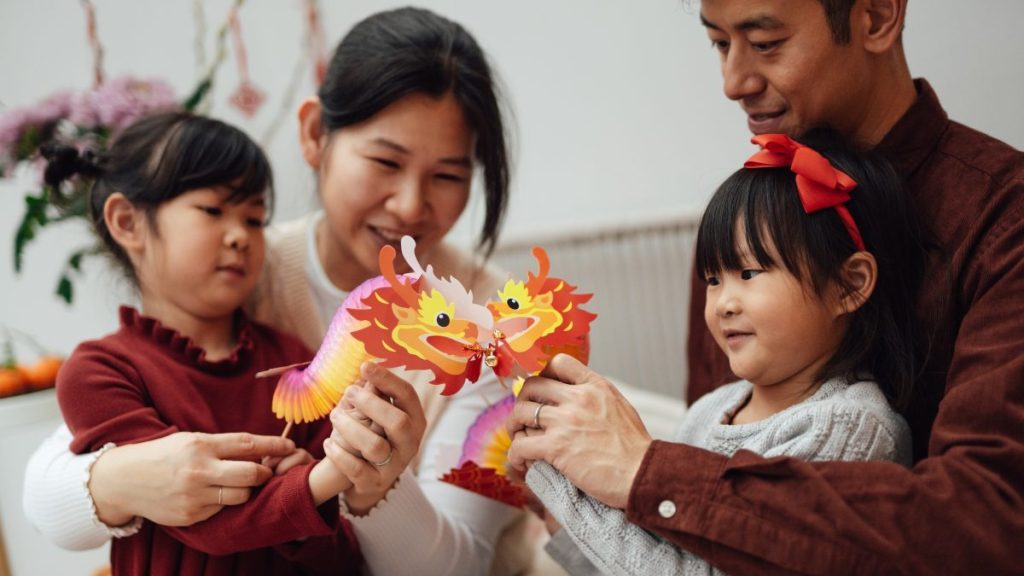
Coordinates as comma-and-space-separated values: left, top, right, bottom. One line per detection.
22, 424, 140, 550
345, 372, 522, 576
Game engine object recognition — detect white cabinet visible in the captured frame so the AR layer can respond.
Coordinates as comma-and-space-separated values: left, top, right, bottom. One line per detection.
0, 390, 109, 576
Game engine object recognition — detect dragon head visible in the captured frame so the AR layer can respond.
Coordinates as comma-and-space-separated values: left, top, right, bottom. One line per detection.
487, 247, 597, 374
350, 239, 494, 395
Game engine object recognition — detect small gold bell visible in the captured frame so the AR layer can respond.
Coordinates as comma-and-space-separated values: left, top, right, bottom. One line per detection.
492, 329, 505, 340
484, 353, 498, 367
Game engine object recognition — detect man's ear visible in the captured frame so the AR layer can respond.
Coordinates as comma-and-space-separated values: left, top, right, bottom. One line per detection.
855, 0, 907, 54
297, 96, 326, 169
104, 193, 146, 254
834, 251, 878, 316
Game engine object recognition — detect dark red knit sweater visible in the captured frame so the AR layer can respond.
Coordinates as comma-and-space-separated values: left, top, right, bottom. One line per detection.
58, 306, 361, 576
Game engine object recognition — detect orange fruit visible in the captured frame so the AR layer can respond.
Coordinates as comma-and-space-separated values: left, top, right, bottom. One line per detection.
24, 355, 63, 390
0, 367, 28, 398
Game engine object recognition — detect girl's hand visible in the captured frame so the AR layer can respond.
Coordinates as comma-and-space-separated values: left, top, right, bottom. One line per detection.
270, 448, 314, 475
323, 362, 426, 516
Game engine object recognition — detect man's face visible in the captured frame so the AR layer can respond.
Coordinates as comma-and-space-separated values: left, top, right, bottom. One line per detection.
701, 0, 874, 138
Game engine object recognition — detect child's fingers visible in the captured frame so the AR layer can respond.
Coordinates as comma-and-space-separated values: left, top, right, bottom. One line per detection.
274, 449, 314, 475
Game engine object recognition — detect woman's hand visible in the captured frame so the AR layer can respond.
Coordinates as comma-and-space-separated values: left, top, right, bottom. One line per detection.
323, 362, 426, 516
89, 431, 296, 526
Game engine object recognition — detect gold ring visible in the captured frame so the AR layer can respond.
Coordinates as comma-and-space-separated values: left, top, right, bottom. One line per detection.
371, 445, 394, 467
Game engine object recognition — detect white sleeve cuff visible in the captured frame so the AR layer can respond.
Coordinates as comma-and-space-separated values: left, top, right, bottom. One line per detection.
22, 426, 141, 551
86, 443, 144, 538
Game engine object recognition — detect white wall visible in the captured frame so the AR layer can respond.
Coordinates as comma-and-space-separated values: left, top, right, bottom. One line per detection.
0, 2, 1021, 571
1, 1, 1022, 367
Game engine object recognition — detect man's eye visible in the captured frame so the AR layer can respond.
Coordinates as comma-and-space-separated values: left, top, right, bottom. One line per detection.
198, 206, 222, 216
709, 39, 729, 54
750, 40, 781, 53
247, 217, 266, 228
740, 269, 762, 280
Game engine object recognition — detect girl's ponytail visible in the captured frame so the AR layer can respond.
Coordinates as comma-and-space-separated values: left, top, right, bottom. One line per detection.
39, 143, 103, 208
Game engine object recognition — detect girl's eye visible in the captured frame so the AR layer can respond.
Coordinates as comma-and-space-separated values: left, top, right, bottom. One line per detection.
704, 276, 720, 286
247, 217, 266, 228
198, 206, 222, 216
741, 269, 762, 280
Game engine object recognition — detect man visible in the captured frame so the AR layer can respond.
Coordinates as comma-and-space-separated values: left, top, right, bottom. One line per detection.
508, 0, 1024, 573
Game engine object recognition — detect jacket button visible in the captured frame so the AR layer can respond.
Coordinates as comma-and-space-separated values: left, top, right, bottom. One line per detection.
658, 500, 676, 519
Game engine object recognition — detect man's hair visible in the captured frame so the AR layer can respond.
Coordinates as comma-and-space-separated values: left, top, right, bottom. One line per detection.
687, 0, 858, 44
819, 0, 857, 43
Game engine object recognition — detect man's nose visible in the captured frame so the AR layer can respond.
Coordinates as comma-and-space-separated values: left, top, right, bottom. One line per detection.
722, 50, 765, 102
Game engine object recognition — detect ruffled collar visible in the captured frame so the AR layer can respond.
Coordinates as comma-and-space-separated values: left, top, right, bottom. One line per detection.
118, 306, 255, 373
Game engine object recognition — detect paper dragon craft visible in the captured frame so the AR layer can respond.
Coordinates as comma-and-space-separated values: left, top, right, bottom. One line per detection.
440, 394, 526, 508
262, 236, 595, 504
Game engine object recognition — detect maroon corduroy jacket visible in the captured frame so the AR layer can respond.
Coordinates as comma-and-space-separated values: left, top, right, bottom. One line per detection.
59, 307, 362, 576
665, 79, 1024, 574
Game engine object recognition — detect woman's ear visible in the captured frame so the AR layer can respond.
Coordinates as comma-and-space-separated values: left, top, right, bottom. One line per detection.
104, 193, 146, 255
834, 251, 878, 316
297, 96, 325, 169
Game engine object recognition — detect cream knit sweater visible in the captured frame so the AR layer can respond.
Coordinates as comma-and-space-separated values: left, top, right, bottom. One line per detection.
531, 377, 912, 576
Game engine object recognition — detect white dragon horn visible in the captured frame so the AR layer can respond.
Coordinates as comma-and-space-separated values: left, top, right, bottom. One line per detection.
399, 236, 493, 330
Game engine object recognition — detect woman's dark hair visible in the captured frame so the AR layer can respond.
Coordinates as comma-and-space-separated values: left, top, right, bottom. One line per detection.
319, 7, 510, 257
41, 111, 273, 282
695, 130, 926, 410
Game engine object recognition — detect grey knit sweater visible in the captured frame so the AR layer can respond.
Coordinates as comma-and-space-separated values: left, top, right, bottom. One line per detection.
529, 378, 912, 576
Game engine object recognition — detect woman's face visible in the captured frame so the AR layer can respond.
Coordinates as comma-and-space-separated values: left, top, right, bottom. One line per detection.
307, 91, 475, 291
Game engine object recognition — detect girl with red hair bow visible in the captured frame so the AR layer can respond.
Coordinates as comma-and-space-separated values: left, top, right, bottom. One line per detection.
525, 130, 929, 576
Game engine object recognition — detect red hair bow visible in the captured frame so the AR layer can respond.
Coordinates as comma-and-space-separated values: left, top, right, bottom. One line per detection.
744, 134, 865, 251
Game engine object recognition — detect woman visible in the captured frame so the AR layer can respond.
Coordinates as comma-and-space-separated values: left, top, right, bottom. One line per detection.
24, 7, 533, 575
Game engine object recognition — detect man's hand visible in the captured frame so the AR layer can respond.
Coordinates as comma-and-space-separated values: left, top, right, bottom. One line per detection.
507, 354, 653, 510
90, 431, 295, 526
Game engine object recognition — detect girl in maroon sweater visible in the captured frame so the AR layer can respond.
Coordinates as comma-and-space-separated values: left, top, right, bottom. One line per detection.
45, 111, 362, 575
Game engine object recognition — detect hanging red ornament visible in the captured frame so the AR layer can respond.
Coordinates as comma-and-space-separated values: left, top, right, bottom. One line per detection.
227, 6, 265, 117
305, 0, 328, 86
80, 0, 105, 88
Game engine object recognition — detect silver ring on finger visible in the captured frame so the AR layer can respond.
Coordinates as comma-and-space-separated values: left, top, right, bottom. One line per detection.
371, 444, 394, 467
532, 403, 545, 430
217, 486, 224, 506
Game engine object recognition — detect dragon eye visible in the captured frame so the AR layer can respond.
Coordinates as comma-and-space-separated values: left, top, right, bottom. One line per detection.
506, 298, 520, 310
436, 312, 451, 327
